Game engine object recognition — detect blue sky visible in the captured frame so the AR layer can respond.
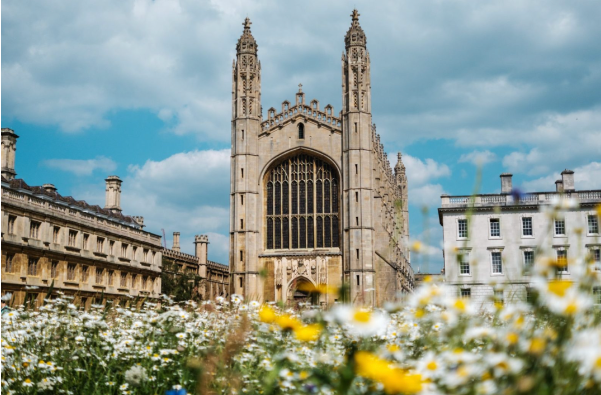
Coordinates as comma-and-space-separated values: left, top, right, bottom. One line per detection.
3, 0, 601, 272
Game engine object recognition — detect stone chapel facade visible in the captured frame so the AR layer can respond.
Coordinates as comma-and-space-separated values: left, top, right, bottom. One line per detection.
229, 11, 414, 306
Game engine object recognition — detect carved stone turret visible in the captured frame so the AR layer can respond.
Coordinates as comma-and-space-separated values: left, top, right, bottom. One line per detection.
104, 176, 122, 213
1, 128, 19, 180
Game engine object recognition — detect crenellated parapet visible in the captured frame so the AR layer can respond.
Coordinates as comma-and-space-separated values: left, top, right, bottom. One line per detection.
261, 90, 342, 133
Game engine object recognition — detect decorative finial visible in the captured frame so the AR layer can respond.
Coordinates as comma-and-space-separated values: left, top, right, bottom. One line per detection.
298, 83, 303, 93
351, 9, 360, 22
243, 17, 252, 30
398, 152, 402, 161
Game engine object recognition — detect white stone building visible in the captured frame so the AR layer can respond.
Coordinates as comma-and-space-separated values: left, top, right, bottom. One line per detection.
439, 171, 601, 308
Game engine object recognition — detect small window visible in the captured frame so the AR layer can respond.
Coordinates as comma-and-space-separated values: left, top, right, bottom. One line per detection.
29, 221, 41, 239
522, 217, 533, 236
143, 249, 149, 262
239, 276, 243, 288
491, 252, 503, 274
557, 250, 568, 273
28, 258, 39, 276
67, 264, 76, 281
121, 243, 128, 257
554, 219, 565, 236
356, 217, 359, 226
81, 266, 89, 282
298, 123, 305, 139
120, 272, 127, 287
132, 246, 138, 260
524, 250, 534, 272
459, 253, 470, 275
355, 192, 359, 202
588, 215, 599, 234
83, 234, 90, 250
356, 275, 360, 286
241, 129, 245, 140
51, 261, 59, 279
131, 274, 137, 289
97, 237, 105, 253
240, 219, 244, 229
354, 122, 357, 133
68, 230, 77, 247
142, 276, 148, 290
241, 168, 244, 178
460, 288, 471, 298
241, 195, 244, 205
6, 254, 15, 273
355, 164, 358, 175
109, 240, 115, 255
95, 268, 103, 284
8, 215, 16, 234
240, 250, 243, 262
458, 219, 468, 238
490, 218, 500, 237
108, 270, 114, 286
356, 249, 360, 259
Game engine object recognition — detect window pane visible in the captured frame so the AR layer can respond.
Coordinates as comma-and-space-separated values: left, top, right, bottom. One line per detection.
332, 216, 339, 247
589, 215, 599, 234
267, 183, 273, 216
300, 181, 306, 214
317, 217, 323, 248
282, 181, 289, 214
300, 217, 306, 248
307, 181, 313, 214
283, 218, 289, 249
324, 180, 331, 213
458, 219, 468, 238
292, 181, 298, 214
307, 217, 314, 248
275, 182, 281, 215
316, 180, 323, 213
267, 218, 273, 249
292, 218, 298, 249
325, 216, 331, 247
492, 252, 503, 274
522, 217, 532, 236
490, 219, 500, 237
275, 218, 281, 249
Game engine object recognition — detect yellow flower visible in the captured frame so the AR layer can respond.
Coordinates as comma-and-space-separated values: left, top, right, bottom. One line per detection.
353, 310, 371, 323
528, 338, 546, 355
294, 324, 322, 342
275, 314, 301, 331
547, 280, 572, 297
506, 332, 519, 345
453, 299, 466, 312
258, 306, 277, 324
355, 351, 422, 394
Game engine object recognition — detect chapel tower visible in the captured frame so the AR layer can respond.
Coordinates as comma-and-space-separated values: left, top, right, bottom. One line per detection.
341, 10, 376, 305
230, 18, 262, 298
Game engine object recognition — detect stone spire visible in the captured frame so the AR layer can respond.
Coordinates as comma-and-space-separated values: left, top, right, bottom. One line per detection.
236, 17, 257, 55
394, 152, 405, 175
345, 9, 367, 49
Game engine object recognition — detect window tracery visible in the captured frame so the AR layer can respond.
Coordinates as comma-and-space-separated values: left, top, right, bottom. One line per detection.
265, 154, 339, 250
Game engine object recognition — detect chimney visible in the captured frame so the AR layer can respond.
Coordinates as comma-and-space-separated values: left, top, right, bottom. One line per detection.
132, 216, 145, 228
104, 176, 122, 213
500, 173, 513, 194
195, 235, 209, 278
555, 180, 564, 192
561, 169, 575, 192
1, 128, 19, 180
42, 184, 57, 194
172, 232, 180, 252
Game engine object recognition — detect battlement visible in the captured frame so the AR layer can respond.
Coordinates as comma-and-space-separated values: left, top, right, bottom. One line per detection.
195, 234, 209, 243
261, 100, 342, 133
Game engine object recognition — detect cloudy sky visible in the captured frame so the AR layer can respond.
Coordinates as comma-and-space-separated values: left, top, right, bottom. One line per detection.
2, 0, 600, 272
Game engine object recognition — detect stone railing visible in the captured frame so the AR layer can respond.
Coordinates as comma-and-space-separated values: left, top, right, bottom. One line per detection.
441, 190, 601, 208
1, 186, 162, 245
261, 104, 341, 132
162, 248, 199, 264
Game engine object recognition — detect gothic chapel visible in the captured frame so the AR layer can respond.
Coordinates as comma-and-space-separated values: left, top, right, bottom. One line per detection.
230, 10, 414, 306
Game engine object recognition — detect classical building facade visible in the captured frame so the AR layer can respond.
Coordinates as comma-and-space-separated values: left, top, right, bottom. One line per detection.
229, 11, 413, 306
1, 128, 163, 308
439, 171, 601, 308
162, 232, 230, 300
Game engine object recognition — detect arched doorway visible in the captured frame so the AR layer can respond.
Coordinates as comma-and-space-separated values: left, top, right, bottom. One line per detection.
287, 276, 316, 307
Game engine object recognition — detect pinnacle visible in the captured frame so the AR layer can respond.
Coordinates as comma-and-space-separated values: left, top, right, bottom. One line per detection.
243, 17, 252, 31
351, 9, 360, 22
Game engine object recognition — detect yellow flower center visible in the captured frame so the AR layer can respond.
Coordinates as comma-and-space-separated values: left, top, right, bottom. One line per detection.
426, 361, 437, 371
354, 310, 371, 323
506, 332, 519, 345
453, 299, 466, 311
547, 280, 572, 297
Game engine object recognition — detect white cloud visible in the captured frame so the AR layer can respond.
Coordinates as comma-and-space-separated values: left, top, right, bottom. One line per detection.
42, 156, 116, 176
458, 150, 497, 166
73, 149, 232, 263
522, 162, 601, 192
400, 155, 451, 187
409, 183, 446, 208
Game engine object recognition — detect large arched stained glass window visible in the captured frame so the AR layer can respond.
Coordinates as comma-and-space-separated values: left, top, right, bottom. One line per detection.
265, 154, 339, 250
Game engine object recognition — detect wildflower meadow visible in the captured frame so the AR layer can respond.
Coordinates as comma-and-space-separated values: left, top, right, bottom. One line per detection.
2, 202, 601, 395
